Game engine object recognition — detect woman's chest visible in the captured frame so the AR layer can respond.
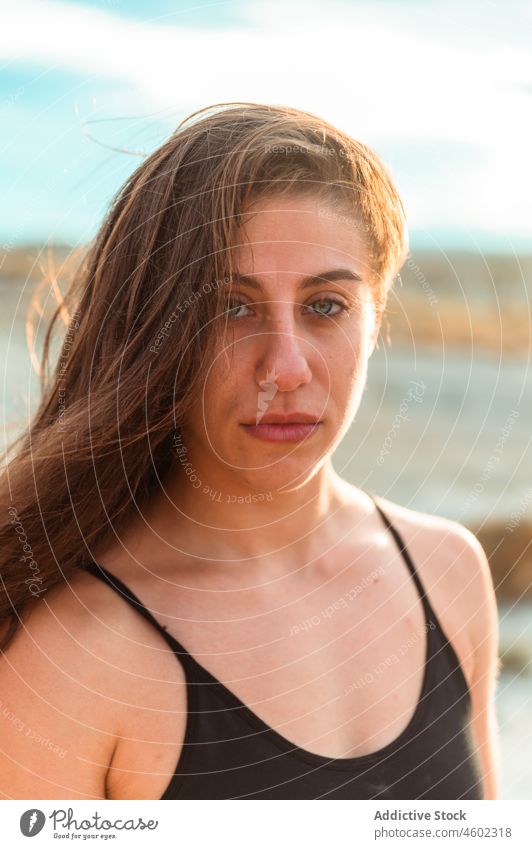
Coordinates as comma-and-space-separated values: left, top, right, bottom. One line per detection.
106, 566, 431, 799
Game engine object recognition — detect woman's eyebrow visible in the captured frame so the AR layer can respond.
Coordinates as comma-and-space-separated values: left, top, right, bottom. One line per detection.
232, 269, 363, 291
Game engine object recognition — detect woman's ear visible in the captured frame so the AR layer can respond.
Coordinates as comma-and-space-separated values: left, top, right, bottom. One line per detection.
367, 302, 382, 357
368, 325, 379, 357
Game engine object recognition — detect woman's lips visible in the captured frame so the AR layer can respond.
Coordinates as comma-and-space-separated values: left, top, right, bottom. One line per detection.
241, 422, 321, 442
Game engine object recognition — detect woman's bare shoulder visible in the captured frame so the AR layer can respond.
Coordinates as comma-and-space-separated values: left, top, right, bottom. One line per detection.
6, 567, 155, 666
372, 495, 498, 688
373, 494, 492, 586
0, 568, 171, 799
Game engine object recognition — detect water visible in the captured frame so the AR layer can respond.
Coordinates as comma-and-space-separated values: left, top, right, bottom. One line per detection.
498, 602, 532, 799
334, 344, 532, 526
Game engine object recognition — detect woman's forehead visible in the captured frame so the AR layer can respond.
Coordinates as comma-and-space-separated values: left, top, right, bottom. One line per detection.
233, 197, 370, 277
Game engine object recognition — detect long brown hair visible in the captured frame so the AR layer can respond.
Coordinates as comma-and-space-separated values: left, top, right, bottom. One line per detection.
0, 101, 408, 652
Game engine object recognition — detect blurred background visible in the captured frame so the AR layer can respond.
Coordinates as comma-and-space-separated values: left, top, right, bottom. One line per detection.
1, 0, 531, 798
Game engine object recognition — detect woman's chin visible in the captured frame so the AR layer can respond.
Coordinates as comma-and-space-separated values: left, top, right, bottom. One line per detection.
233, 460, 325, 498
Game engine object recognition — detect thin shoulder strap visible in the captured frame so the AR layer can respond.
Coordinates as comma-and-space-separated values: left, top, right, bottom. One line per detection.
83, 560, 192, 660
368, 493, 434, 624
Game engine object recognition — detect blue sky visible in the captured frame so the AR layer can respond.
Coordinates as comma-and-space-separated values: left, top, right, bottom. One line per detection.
1, 0, 531, 252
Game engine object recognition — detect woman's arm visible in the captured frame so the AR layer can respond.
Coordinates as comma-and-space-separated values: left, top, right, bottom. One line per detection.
377, 497, 502, 800
0, 576, 124, 799
463, 530, 501, 800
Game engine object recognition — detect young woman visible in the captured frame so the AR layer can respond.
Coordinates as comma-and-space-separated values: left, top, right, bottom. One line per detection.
0, 102, 499, 800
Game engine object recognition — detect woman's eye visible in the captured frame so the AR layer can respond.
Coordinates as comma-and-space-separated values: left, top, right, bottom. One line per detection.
306, 298, 348, 318
223, 298, 349, 320
224, 301, 251, 319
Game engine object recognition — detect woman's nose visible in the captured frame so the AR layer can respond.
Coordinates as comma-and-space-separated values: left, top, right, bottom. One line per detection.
255, 327, 313, 392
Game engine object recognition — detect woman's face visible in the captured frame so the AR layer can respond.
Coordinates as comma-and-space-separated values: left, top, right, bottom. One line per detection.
180, 193, 379, 495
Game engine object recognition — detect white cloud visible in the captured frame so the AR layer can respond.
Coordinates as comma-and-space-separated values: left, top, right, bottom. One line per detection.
1, 0, 531, 240
2, 0, 531, 138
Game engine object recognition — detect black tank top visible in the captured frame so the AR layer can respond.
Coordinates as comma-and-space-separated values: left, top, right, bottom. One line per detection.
84, 495, 484, 800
